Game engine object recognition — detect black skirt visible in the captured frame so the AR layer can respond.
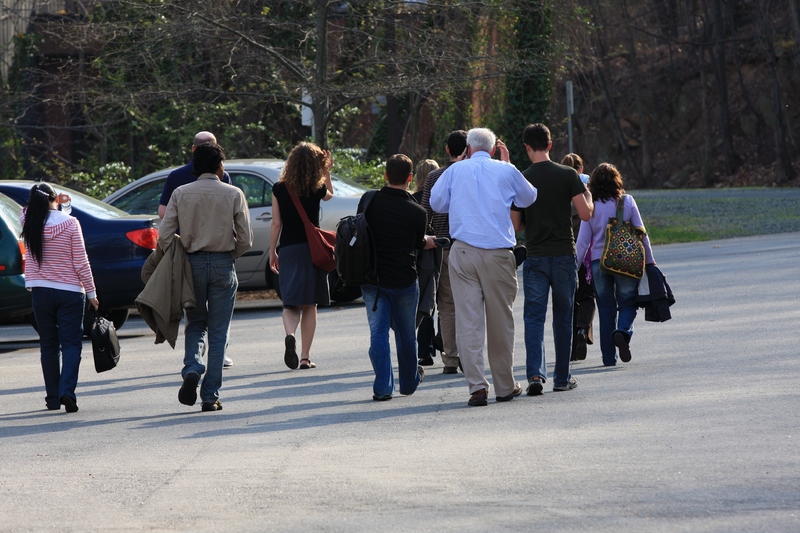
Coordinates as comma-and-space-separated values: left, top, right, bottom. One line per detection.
278, 243, 330, 307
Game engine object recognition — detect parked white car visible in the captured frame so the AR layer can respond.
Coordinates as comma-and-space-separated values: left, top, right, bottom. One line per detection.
104, 159, 369, 302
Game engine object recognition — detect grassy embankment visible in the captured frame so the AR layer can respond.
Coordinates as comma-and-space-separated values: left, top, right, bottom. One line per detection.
630, 188, 800, 244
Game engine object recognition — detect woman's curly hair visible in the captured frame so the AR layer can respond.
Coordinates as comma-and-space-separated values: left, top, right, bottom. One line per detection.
280, 142, 326, 197
589, 162, 625, 202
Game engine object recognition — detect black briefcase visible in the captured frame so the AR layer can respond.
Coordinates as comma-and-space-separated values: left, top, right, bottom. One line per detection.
91, 311, 121, 373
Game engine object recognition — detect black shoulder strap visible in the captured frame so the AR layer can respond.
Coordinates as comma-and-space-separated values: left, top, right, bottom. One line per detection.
361, 189, 379, 215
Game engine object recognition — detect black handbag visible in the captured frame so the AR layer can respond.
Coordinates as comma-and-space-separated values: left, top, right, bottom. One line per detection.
92, 310, 121, 373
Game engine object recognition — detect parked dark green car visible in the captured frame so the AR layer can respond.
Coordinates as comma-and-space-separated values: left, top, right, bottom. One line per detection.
0, 192, 31, 323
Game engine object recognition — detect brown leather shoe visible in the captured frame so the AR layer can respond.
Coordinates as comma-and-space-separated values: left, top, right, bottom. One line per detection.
496, 383, 522, 402
468, 388, 488, 407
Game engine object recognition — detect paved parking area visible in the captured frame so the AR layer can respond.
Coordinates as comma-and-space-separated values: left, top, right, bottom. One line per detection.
1, 232, 798, 532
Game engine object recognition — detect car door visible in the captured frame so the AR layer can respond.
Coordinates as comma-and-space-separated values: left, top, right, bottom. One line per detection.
228, 171, 273, 287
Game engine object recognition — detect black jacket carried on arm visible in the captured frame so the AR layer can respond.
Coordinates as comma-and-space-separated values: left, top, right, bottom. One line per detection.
636, 264, 675, 322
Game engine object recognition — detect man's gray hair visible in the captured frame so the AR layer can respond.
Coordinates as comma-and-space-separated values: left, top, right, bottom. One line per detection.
467, 128, 496, 154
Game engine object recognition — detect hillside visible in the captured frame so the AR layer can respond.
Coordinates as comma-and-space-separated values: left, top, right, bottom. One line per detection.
548, 1, 799, 189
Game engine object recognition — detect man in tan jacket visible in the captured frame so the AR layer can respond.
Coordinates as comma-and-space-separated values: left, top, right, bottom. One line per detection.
159, 143, 253, 412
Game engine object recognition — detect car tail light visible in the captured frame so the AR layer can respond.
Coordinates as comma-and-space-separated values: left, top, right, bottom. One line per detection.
1, 240, 25, 272
126, 228, 159, 250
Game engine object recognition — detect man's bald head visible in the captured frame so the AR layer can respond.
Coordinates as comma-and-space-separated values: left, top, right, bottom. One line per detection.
193, 131, 217, 148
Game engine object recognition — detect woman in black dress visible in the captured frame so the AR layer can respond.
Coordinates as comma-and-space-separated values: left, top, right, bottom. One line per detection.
269, 142, 334, 370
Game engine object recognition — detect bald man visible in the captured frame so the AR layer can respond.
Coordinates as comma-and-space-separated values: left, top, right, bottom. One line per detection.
158, 131, 232, 218
158, 131, 234, 367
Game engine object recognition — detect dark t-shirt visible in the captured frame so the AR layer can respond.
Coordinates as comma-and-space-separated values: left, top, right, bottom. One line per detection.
358, 187, 427, 289
519, 160, 586, 256
159, 161, 232, 207
272, 181, 327, 247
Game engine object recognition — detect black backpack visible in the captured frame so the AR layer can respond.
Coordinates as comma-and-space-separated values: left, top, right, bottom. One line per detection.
335, 190, 379, 287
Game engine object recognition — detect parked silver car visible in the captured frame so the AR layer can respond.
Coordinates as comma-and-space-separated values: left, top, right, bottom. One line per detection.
104, 159, 369, 302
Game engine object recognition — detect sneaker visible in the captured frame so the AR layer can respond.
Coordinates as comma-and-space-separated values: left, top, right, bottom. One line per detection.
372, 394, 392, 401
526, 378, 544, 396
573, 329, 588, 361
284, 334, 299, 369
223, 356, 233, 368
613, 331, 632, 363
201, 400, 223, 412
60, 396, 79, 413
418, 365, 425, 382
468, 388, 488, 407
418, 355, 434, 366
496, 383, 522, 402
442, 366, 458, 375
553, 377, 578, 391
178, 372, 200, 406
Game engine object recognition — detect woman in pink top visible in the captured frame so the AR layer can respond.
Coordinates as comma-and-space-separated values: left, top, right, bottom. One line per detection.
576, 163, 655, 366
21, 183, 99, 413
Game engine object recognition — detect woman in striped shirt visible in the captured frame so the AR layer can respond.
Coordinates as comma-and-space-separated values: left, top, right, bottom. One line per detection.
21, 183, 99, 413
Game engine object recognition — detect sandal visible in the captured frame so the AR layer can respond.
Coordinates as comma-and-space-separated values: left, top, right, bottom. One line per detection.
299, 358, 316, 370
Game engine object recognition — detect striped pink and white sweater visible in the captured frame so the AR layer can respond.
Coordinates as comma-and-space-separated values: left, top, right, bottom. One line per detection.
20, 208, 96, 298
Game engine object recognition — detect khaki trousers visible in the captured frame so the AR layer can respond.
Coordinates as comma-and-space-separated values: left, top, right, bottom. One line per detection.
448, 241, 519, 397
437, 248, 460, 368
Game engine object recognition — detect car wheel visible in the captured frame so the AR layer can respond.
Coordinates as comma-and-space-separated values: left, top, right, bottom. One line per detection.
328, 271, 362, 303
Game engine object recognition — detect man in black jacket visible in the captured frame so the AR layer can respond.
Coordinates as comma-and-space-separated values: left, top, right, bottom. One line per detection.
359, 154, 436, 401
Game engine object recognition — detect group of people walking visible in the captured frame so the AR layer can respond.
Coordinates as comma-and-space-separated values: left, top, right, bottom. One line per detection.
21, 123, 655, 413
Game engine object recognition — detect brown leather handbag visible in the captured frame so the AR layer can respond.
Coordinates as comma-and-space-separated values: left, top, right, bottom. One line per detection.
288, 192, 336, 272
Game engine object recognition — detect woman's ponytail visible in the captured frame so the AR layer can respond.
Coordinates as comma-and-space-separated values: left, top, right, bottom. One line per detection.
21, 182, 56, 265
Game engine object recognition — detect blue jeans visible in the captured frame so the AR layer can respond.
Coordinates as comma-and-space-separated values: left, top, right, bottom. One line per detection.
184, 252, 238, 403
362, 282, 422, 397
523, 255, 577, 387
31, 288, 86, 407
591, 260, 639, 366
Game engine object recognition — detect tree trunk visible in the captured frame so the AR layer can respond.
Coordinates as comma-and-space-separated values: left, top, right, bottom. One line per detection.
686, 0, 712, 172
757, 0, 797, 183
591, 0, 640, 182
313, 0, 329, 149
623, 0, 652, 184
788, 0, 800, 65
709, 0, 741, 175
385, 9, 401, 156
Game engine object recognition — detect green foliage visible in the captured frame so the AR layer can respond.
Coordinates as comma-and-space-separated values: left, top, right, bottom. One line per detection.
331, 148, 385, 188
491, 2, 553, 170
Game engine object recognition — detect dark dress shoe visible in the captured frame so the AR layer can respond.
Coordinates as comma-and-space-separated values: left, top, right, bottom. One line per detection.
373, 394, 392, 401
572, 329, 588, 361
613, 331, 632, 362
178, 372, 200, 406
60, 396, 78, 413
496, 383, 522, 402
418, 355, 434, 366
442, 366, 458, 375
468, 389, 488, 407
201, 400, 223, 411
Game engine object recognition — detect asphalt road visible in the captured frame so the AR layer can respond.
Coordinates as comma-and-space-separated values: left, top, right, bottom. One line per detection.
1, 232, 798, 532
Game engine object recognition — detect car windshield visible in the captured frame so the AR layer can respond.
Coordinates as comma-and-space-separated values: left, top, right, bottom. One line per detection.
108, 178, 165, 215
0, 194, 23, 234
58, 187, 130, 218
331, 174, 370, 196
